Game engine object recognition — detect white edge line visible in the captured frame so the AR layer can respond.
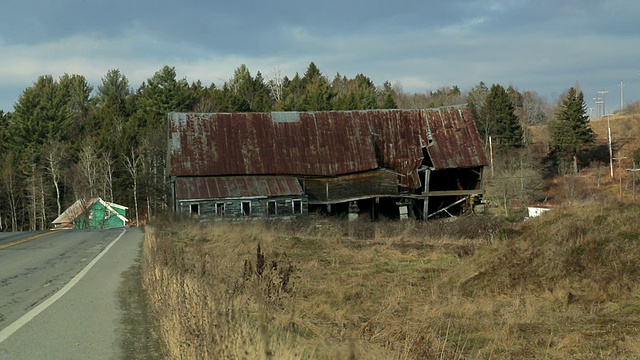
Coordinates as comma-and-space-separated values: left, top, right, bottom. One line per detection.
0, 228, 128, 343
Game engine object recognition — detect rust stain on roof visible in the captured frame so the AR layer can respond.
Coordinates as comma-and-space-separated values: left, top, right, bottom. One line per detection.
424, 107, 489, 169
168, 107, 487, 191
175, 176, 303, 199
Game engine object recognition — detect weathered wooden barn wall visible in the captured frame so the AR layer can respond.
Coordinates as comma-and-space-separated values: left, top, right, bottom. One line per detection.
302, 170, 399, 203
178, 195, 308, 221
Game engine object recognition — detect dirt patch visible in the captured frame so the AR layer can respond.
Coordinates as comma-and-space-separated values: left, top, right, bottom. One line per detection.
118, 256, 164, 359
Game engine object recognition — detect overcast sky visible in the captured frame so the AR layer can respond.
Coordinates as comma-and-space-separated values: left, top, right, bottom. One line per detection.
1, 0, 639, 115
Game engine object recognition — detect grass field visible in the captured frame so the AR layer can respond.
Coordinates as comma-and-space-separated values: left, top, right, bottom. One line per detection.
141, 200, 640, 359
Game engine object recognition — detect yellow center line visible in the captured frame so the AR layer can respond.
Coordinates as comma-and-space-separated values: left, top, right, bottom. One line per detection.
0, 231, 55, 250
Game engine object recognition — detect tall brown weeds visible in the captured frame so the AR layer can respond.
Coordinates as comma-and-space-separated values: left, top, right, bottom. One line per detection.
142, 204, 640, 359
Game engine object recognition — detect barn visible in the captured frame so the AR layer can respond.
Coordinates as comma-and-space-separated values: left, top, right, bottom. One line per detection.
167, 106, 488, 221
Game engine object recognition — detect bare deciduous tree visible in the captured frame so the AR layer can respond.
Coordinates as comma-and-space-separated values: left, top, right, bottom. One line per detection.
268, 67, 285, 104
0, 154, 19, 231
45, 141, 66, 217
124, 148, 141, 226
102, 150, 114, 202
486, 148, 545, 217
26, 165, 47, 230
76, 139, 99, 199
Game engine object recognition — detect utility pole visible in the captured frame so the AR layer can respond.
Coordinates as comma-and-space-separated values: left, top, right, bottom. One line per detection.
618, 81, 625, 111
594, 96, 603, 118
598, 89, 609, 116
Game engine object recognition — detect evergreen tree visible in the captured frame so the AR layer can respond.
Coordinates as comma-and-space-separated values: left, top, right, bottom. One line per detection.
331, 74, 378, 110
59, 74, 94, 141
192, 82, 226, 113
135, 66, 195, 121
124, 65, 195, 146
303, 76, 334, 111
548, 87, 595, 170
379, 81, 398, 109
482, 84, 523, 149
633, 148, 640, 167
227, 64, 271, 111
352, 74, 378, 109
297, 62, 333, 111
250, 72, 272, 112
96, 69, 131, 110
9, 75, 73, 152
92, 70, 132, 153
278, 73, 305, 111
0, 111, 7, 152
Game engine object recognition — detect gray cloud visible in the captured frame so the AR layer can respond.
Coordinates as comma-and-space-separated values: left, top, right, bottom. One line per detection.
1, 0, 639, 113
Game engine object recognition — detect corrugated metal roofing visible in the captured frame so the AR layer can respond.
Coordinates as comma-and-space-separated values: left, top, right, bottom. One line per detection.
167, 107, 488, 190
174, 176, 303, 199
424, 107, 489, 169
168, 112, 378, 177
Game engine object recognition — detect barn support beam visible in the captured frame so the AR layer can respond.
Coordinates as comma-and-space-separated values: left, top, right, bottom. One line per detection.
422, 169, 431, 219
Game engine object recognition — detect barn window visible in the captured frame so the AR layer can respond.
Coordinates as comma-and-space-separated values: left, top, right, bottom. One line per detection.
267, 201, 277, 216
292, 199, 303, 214
241, 201, 251, 216
215, 203, 225, 216
190, 204, 200, 215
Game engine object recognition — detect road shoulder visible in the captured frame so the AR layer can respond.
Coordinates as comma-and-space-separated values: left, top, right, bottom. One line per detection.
0, 228, 154, 360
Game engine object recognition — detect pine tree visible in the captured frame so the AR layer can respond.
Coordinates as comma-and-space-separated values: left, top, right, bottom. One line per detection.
483, 84, 524, 149
548, 87, 595, 171
331, 74, 378, 110
379, 81, 397, 109
96, 69, 131, 110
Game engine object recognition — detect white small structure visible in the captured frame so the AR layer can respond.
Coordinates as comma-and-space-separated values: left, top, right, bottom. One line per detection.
399, 205, 408, 220
527, 206, 552, 218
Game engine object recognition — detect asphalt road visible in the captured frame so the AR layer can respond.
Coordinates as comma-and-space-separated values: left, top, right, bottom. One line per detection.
0, 228, 145, 360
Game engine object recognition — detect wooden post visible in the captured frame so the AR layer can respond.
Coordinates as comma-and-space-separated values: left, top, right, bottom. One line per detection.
608, 116, 614, 178
422, 169, 431, 220
634, 165, 637, 202
489, 136, 494, 177
615, 157, 626, 200
325, 182, 329, 201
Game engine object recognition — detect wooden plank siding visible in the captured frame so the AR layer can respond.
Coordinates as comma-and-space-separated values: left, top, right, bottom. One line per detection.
302, 170, 399, 203
178, 195, 308, 221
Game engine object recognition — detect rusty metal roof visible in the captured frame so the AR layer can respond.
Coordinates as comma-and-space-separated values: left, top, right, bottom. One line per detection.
168, 107, 487, 190
424, 106, 489, 169
174, 176, 303, 199
168, 112, 378, 177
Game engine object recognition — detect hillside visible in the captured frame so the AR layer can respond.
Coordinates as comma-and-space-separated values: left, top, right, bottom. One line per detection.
529, 109, 640, 204
142, 200, 640, 359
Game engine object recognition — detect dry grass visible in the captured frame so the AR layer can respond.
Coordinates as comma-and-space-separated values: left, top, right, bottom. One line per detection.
141, 203, 640, 359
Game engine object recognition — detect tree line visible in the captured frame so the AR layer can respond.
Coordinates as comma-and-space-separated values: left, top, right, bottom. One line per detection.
0, 62, 594, 230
